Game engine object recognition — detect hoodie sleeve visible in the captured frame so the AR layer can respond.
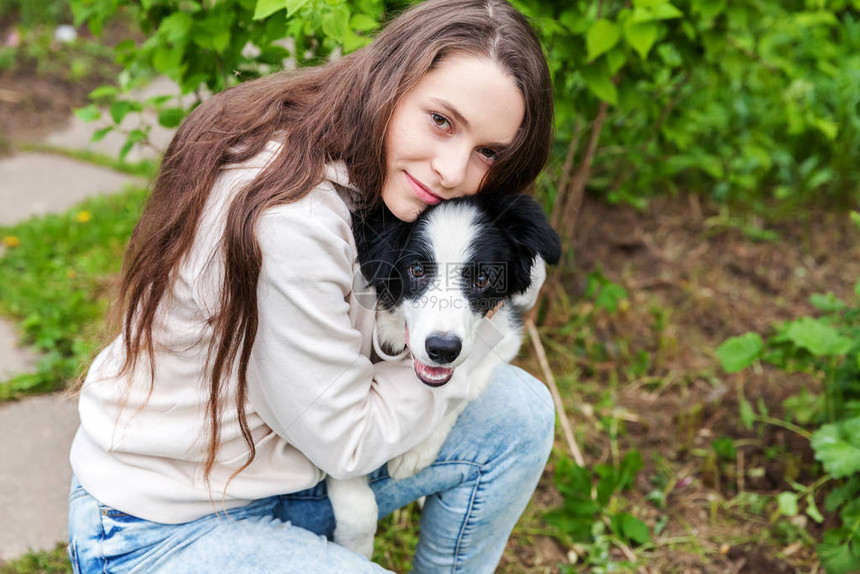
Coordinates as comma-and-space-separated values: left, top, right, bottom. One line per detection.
246, 189, 471, 480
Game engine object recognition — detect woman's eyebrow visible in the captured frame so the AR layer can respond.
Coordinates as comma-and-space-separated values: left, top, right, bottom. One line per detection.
429, 97, 512, 148
429, 97, 470, 128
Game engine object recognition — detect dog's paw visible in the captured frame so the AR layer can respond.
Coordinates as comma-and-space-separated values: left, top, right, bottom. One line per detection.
387, 448, 435, 480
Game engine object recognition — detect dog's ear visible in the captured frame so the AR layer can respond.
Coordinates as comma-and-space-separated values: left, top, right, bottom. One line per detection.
471, 193, 561, 301
478, 194, 561, 266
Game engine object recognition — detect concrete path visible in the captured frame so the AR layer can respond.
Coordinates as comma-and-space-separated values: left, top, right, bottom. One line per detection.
0, 77, 177, 563
0, 153, 137, 225
0, 394, 80, 562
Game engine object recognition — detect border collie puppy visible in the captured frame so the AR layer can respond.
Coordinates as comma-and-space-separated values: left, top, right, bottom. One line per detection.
327, 193, 561, 557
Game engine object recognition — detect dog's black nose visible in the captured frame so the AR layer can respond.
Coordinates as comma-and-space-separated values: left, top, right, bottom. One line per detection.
425, 335, 462, 364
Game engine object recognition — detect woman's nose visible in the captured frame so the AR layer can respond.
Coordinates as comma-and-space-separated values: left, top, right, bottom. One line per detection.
431, 144, 470, 193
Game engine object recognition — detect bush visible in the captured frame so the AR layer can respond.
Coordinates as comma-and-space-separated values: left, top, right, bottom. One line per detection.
67, 0, 860, 222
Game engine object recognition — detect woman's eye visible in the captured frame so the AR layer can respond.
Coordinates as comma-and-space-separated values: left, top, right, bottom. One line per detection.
474, 274, 489, 290
409, 263, 425, 278
430, 112, 451, 130
477, 148, 498, 162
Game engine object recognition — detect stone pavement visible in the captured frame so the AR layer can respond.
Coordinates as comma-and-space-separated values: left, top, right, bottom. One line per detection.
0, 77, 177, 563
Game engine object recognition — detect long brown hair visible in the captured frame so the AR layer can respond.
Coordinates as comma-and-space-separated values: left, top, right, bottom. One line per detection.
112, 0, 553, 482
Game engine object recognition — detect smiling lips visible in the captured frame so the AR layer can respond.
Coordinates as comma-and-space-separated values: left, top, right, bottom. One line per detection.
413, 358, 454, 387
405, 173, 443, 205
405, 325, 454, 386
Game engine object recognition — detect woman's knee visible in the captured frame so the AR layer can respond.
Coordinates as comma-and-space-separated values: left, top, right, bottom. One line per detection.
494, 365, 555, 457
459, 364, 555, 466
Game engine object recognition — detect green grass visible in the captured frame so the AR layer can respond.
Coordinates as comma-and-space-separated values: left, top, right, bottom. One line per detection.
373, 503, 421, 572
0, 545, 72, 574
0, 185, 148, 399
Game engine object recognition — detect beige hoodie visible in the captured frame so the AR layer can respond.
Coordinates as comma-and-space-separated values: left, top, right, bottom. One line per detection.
70, 142, 472, 523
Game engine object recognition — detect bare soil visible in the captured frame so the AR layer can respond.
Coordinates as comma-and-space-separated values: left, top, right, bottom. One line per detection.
0, 17, 119, 148
507, 195, 859, 572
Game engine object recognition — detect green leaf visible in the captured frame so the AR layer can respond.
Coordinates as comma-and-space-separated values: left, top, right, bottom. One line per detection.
144, 95, 173, 107
712, 437, 737, 461
716, 333, 763, 373
606, 48, 627, 75
782, 388, 821, 425
587, 20, 622, 62
88, 85, 119, 99
286, 0, 310, 17
596, 467, 617, 507
560, 9, 590, 34
618, 450, 644, 491
623, 21, 658, 59
119, 141, 134, 162
811, 418, 860, 479
818, 528, 860, 574
620, 513, 650, 545
192, 9, 234, 53
595, 283, 627, 313
322, 5, 351, 43
806, 494, 824, 523
777, 492, 799, 517
699, 154, 724, 178
157, 107, 185, 128
254, 0, 285, 20
581, 64, 618, 106
74, 105, 101, 123
158, 12, 194, 44
739, 398, 755, 430
783, 317, 852, 357
652, 3, 684, 20
350, 13, 378, 32
757, 397, 769, 418
810, 292, 846, 312
840, 498, 860, 525
632, 3, 684, 22
109, 100, 133, 125
826, 477, 860, 512
152, 45, 184, 78
91, 126, 113, 143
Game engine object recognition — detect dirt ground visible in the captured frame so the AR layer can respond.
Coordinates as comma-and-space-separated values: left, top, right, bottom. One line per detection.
4, 29, 860, 573
0, 17, 118, 147
506, 195, 859, 572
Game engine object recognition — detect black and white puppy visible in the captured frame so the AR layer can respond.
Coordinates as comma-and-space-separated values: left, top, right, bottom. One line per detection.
327, 193, 561, 557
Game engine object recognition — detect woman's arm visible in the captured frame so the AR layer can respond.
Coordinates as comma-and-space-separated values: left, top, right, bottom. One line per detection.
247, 193, 472, 480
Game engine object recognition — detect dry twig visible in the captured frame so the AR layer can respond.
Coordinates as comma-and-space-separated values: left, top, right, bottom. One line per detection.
526, 317, 585, 466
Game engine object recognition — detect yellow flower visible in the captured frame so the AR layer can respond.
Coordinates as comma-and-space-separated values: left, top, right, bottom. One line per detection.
77, 211, 92, 223
2, 236, 20, 247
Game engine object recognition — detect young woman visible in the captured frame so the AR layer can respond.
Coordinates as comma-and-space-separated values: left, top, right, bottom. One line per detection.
67, 0, 556, 571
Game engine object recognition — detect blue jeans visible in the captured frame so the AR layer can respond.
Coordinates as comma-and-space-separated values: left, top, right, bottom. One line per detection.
67, 366, 554, 573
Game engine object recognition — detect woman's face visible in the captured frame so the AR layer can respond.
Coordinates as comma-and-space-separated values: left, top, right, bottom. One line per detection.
382, 55, 526, 222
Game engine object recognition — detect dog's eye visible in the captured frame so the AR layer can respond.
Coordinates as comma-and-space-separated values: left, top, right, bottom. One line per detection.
409, 263, 425, 278
474, 274, 489, 290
